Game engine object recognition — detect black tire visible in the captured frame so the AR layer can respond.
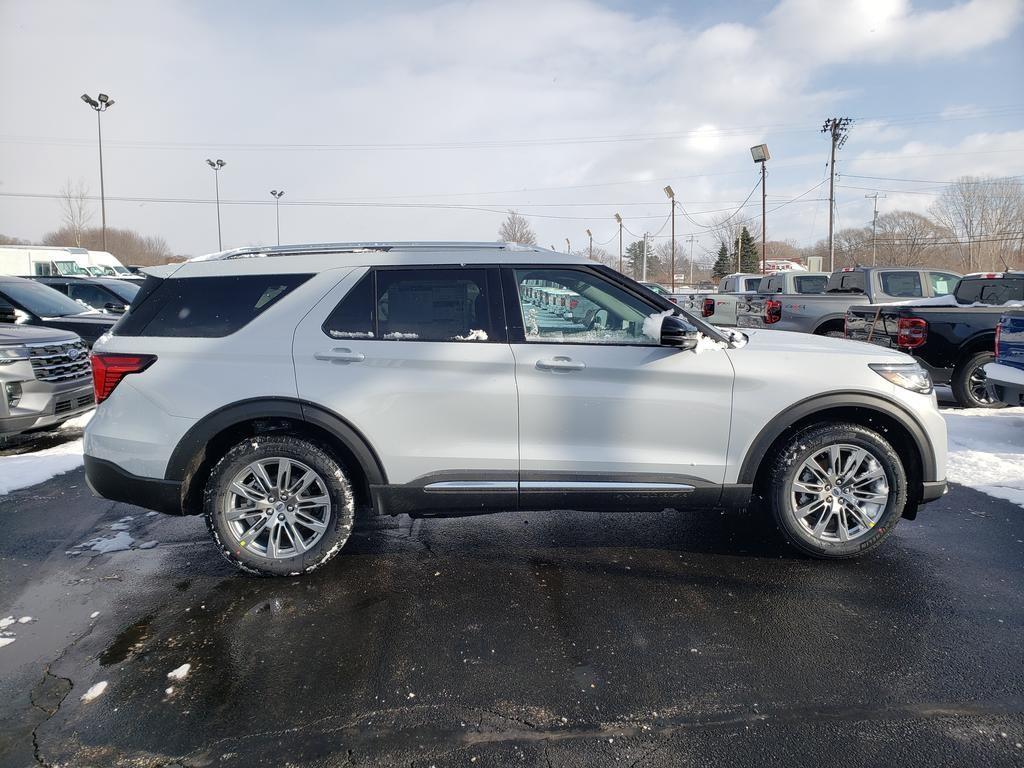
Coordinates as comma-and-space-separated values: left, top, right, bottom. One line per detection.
204, 435, 355, 576
951, 350, 1004, 409
767, 422, 907, 559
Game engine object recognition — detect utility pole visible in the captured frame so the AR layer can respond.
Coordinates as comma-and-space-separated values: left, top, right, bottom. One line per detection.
80, 93, 115, 252
750, 144, 770, 274
865, 193, 885, 266
664, 186, 676, 291
614, 213, 623, 273
686, 235, 695, 286
642, 233, 649, 282
206, 159, 227, 250
585, 229, 593, 260
270, 190, 285, 245
822, 117, 852, 272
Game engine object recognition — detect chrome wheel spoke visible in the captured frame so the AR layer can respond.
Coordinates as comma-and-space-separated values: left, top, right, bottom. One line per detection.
239, 516, 270, 543
277, 459, 293, 494
836, 508, 850, 541
231, 481, 267, 505
225, 505, 261, 522
294, 510, 328, 533
251, 462, 275, 495
843, 502, 875, 531
285, 521, 307, 553
811, 507, 834, 537
296, 494, 330, 510
793, 479, 825, 496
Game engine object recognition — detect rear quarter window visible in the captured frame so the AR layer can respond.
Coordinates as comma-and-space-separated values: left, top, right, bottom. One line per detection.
826, 271, 866, 293
793, 275, 827, 294
114, 274, 311, 337
955, 278, 1024, 305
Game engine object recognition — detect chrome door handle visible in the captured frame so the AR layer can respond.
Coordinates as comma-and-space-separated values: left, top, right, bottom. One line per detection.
314, 348, 365, 363
536, 356, 586, 372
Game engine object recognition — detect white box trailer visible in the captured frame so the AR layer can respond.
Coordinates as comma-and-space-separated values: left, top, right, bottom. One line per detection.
0, 245, 92, 277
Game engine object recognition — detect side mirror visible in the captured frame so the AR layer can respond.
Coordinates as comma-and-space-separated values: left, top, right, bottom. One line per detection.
661, 314, 700, 350
104, 302, 126, 313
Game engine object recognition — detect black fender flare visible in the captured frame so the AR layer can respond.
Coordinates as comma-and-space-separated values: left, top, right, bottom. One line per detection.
812, 314, 847, 334
736, 391, 938, 484
164, 397, 387, 486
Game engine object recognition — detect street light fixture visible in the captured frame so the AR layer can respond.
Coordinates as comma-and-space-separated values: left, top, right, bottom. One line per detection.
614, 213, 623, 273
206, 159, 227, 250
585, 228, 593, 260
664, 185, 676, 291
81, 92, 115, 251
270, 190, 285, 246
750, 144, 770, 274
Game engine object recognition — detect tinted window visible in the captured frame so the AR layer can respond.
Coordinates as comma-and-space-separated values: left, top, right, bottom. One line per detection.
115, 274, 311, 337
826, 271, 866, 293
377, 268, 492, 341
955, 278, 1024, 305
793, 275, 827, 294
929, 273, 959, 296
0, 280, 91, 317
323, 272, 375, 339
742, 277, 762, 291
516, 268, 660, 345
68, 284, 119, 309
764, 276, 782, 293
879, 271, 923, 298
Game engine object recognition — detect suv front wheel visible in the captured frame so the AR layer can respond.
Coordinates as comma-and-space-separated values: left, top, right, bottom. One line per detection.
204, 436, 355, 576
767, 423, 907, 559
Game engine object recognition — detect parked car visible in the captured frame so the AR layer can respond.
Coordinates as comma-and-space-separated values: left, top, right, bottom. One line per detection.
640, 282, 673, 299
845, 272, 1024, 408
83, 242, 947, 576
673, 273, 762, 318
0, 313, 94, 439
0, 276, 117, 346
985, 309, 1024, 407
28, 275, 140, 314
729, 271, 830, 327
737, 266, 961, 336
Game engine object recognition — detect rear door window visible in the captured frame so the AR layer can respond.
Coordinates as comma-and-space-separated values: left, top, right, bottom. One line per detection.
115, 274, 311, 337
878, 271, 923, 298
929, 273, 959, 296
68, 283, 116, 309
793, 275, 827, 294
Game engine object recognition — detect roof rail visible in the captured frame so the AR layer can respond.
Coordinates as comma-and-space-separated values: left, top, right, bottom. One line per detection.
190, 241, 553, 262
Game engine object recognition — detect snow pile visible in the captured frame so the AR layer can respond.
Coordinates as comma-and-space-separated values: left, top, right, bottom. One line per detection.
81, 681, 108, 702
454, 329, 488, 341
382, 331, 419, 340
642, 309, 673, 341
943, 407, 1024, 508
0, 439, 85, 495
167, 663, 191, 681
78, 532, 135, 554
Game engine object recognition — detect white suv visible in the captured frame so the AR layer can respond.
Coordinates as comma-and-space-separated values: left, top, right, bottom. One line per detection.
84, 242, 947, 576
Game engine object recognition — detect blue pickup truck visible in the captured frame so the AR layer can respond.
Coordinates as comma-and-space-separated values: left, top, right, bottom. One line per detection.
987, 310, 1024, 406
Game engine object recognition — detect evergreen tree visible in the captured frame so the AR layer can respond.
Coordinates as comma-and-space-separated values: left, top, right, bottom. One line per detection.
736, 226, 760, 272
624, 239, 646, 279
711, 242, 731, 280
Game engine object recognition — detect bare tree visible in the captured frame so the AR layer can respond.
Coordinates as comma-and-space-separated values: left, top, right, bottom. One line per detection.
58, 178, 93, 247
498, 210, 537, 245
43, 225, 176, 266
874, 211, 942, 267
930, 176, 1024, 272
0, 234, 30, 245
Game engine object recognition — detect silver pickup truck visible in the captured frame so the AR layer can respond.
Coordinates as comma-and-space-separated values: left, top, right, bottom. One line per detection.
1, 319, 94, 439
673, 273, 763, 326
735, 266, 961, 336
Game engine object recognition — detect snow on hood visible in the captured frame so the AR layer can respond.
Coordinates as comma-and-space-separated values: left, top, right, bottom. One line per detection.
888, 295, 1024, 308
739, 328, 911, 361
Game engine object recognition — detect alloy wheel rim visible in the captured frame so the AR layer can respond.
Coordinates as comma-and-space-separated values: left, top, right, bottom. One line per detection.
968, 364, 996, 404
789, 443, 890, 543
223, 457, 331, 559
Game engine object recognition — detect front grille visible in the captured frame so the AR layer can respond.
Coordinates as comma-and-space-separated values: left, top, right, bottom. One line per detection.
29, 341, 91, 383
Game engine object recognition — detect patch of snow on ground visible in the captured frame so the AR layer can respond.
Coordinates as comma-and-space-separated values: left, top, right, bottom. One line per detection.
943, 406, 1024, 508
81, 681, 108, 702
0, 637, 14, 649
0, 438, 85, 495
167, 663, 191, 680
80, 531, 135, 554
0, 617, 14, 630
60, 411, 94, 431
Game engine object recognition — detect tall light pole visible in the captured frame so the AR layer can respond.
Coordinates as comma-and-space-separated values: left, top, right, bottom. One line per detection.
206, 159, 227, 250
585, 229, 593, 260
750, 144, 770, 274
270, 190, 285, 246
664, 186, 676, 291
80, 93, 115, 252
642, 232, 650, 282
614, 213, 623, 273
865, 192, 886, 266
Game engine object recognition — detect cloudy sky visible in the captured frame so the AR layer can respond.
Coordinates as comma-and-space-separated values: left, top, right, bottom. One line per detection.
1, 0, 1022, 261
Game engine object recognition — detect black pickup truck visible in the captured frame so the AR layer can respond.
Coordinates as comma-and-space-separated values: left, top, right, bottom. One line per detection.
845, 272, 1024, 408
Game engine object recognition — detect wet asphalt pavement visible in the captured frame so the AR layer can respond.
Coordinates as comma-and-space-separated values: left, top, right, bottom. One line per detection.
1, 467, 1022, 768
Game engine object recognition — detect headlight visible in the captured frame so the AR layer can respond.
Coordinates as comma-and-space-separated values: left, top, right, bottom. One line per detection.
869, 363, 933, 394
0, 345, 30, 365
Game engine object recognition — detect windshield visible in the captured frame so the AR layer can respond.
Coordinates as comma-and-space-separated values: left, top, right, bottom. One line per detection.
0, 281, 92, 317
103, 280, 140, 302
111, 265, 131, 275
54, 260, 88, 276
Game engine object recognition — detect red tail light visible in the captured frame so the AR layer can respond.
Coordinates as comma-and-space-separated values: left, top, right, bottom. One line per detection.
91, 353, 157, 403
764, 299, 782, 324
702, 297, 715, 317
669, 297, 678, 304
896, 317, 928, 349
569, 299, 579, 310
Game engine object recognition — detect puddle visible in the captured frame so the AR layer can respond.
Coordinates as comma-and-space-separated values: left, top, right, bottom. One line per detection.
99, 614, 155, 666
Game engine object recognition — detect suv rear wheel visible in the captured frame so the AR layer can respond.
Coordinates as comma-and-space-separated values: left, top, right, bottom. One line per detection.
767, 422, 907, 559
204, 436, 355, 576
